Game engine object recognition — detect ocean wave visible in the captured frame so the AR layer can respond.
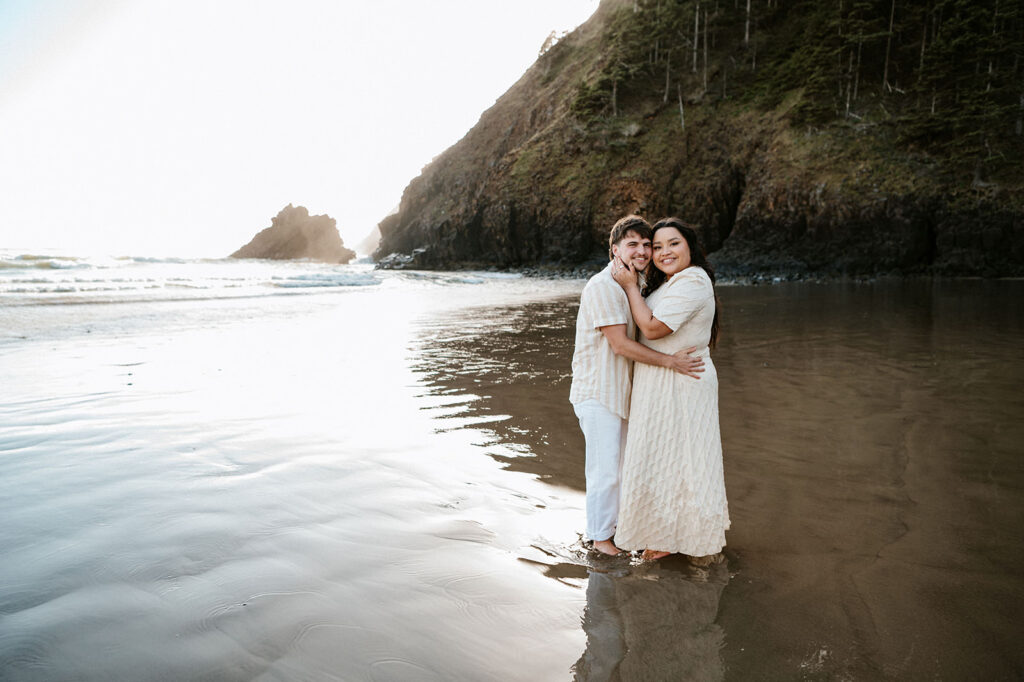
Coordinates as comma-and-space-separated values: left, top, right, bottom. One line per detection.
271, 272, 380, 289
0, 253, 205, 270
8, 253, 81, 262
394, 272, 492, 286
125, 256, 190, 264
0, 255, 90, 270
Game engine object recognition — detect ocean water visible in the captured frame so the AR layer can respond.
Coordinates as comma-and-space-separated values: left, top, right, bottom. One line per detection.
0, 250, 494, 306
2, 252, 1022, 680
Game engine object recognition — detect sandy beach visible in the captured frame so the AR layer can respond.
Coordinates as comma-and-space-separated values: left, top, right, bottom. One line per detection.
1, 261, 1022, 679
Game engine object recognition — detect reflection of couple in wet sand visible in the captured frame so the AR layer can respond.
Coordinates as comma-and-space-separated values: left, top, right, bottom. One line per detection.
570, 215, 729, 561
572, 561, 729, 681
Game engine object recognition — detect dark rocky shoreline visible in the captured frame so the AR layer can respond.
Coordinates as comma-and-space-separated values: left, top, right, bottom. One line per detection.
376, 257, 1013, 287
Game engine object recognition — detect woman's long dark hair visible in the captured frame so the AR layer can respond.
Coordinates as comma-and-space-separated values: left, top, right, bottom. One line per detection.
643, 218, 720, 349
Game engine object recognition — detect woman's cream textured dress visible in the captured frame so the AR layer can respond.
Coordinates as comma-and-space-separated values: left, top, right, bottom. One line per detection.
615, 266, 730, 555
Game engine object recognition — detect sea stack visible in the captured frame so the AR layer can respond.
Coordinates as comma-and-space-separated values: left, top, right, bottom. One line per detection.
231, 205, 356, 263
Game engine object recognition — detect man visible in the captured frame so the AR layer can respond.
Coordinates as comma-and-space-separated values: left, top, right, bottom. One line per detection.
569, 215, 704, 556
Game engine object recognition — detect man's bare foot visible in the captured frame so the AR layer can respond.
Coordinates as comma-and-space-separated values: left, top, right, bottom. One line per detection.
641, 549, 671, 561
592, 539, 623, 556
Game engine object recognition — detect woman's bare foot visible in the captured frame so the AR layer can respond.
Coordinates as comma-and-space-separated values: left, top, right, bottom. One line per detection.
641, 549, 671, 561
592, 539, 623, 556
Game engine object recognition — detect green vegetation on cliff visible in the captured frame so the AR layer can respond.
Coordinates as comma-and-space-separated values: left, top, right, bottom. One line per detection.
376, 0, 1023, 276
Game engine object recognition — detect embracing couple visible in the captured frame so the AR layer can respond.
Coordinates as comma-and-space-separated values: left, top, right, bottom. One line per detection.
570, 215, 730, 561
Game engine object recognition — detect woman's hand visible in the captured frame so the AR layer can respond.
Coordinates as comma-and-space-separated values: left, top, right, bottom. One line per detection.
611, 257, 639, 289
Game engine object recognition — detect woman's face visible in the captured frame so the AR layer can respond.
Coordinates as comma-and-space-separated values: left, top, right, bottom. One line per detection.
652, 227, 691, 276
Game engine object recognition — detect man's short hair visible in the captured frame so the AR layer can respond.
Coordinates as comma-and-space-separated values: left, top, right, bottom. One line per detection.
608, 215, 652, 259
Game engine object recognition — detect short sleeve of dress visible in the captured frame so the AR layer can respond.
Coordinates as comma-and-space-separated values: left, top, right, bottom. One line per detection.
586, 278, 630, 329
651, 267, 712, 332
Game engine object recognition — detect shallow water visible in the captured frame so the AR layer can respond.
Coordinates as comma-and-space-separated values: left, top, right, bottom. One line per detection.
712, 279, 1024, 680
409, 277, 1024, 680
2, 269, 1022, 680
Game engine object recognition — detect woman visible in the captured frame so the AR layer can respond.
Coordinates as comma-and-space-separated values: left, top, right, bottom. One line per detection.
611, 218, 729, 562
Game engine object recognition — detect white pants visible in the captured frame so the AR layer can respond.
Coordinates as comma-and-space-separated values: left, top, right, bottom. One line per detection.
574, 399, 627, 542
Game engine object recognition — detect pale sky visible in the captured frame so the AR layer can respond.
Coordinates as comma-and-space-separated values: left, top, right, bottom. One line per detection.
0, 0, 597, 257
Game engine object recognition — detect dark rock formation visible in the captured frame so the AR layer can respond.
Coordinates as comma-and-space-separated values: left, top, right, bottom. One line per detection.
374, 0, 1023, 276
232, 205, 355, 263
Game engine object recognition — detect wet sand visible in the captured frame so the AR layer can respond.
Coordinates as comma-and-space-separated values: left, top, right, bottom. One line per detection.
2, 276, 1022, 679
411, 278, 1024, 679
712, 280, 1024, 679
0, 282, 590, 681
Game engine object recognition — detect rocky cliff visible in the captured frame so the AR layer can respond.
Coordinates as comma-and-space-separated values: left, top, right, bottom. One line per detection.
376, 0, 1023, 276
232, 205, 355, 263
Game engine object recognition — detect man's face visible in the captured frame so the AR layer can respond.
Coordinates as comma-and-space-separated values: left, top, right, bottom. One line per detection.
611, 230, 652, 271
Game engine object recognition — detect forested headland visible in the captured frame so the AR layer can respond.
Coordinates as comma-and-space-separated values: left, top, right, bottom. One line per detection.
376, 0, 1023, 276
